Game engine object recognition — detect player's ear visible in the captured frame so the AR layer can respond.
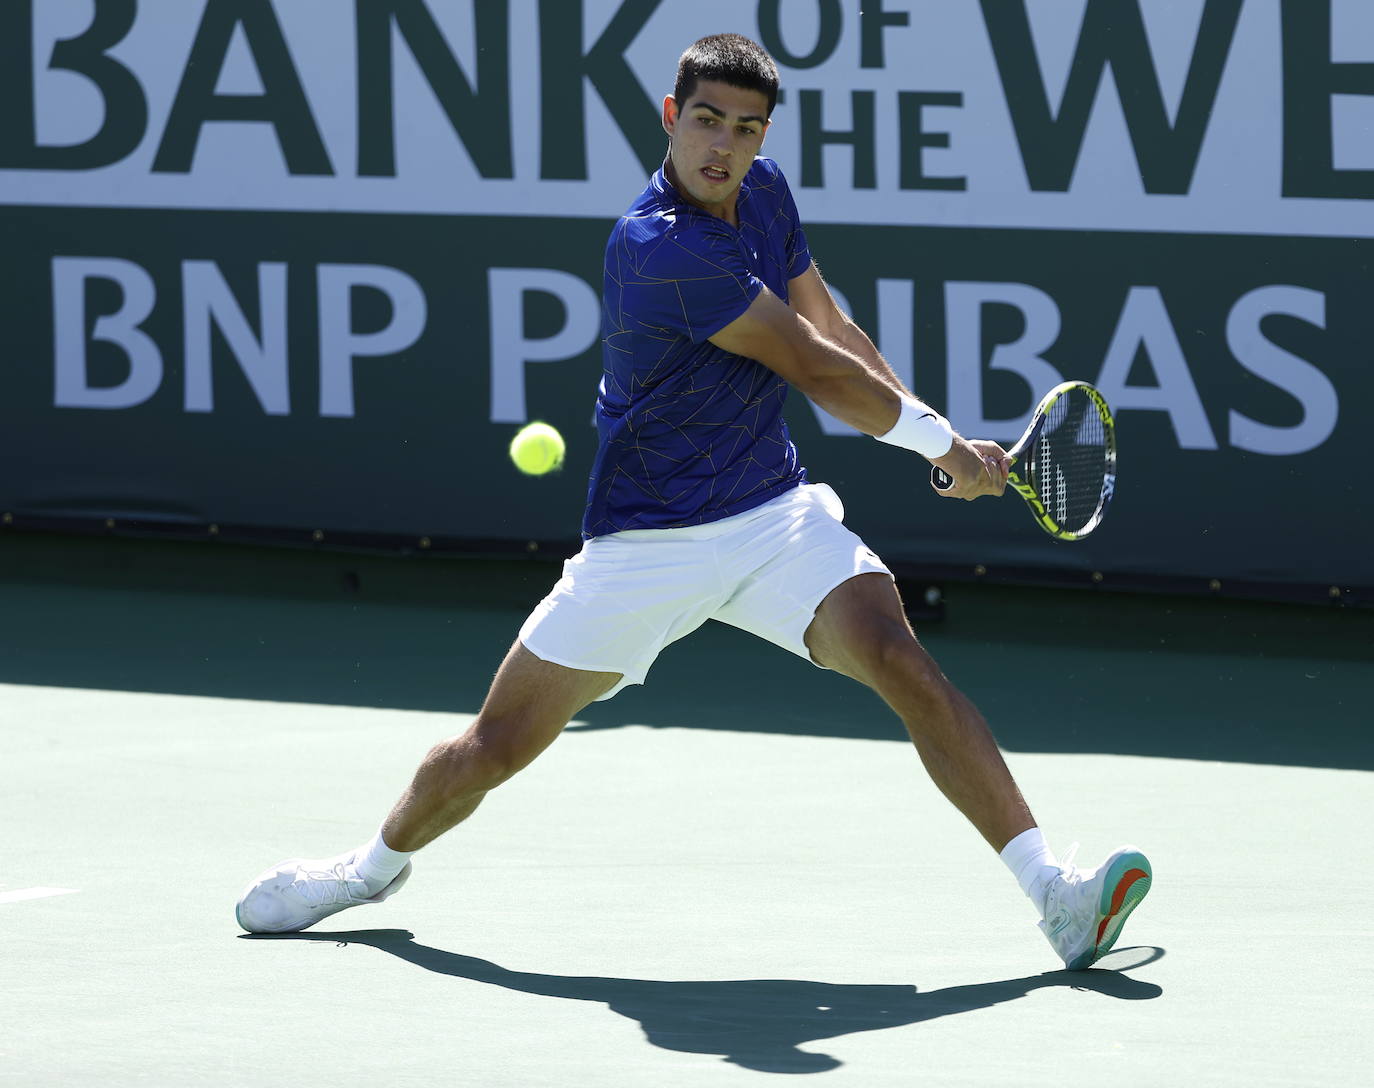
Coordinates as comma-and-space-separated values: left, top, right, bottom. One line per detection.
662, 94, 678, 137
758, 118, 771, 149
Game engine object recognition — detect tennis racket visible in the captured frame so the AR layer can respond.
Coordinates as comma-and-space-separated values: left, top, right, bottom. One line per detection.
932, 380, 1116, 541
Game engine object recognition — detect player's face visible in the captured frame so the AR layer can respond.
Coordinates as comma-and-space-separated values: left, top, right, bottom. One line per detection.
662, 80, 770, 220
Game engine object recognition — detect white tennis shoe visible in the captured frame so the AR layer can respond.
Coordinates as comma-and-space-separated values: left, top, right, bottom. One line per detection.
1039, 844, 1151, 970
235, 853, 412, 934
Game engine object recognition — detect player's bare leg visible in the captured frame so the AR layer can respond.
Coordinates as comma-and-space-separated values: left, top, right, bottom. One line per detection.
236, 643, 618, 932
382, 642, 620, 851
805, 572, 1151, 967
805, 572, 1034, 851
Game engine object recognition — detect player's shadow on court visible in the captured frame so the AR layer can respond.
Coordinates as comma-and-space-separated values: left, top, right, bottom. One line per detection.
243, 929, 1163, 1074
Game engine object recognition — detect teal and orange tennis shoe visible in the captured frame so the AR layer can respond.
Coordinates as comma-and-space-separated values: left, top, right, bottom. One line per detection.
235, 854, 412, 934
1039, 844, 1152, 970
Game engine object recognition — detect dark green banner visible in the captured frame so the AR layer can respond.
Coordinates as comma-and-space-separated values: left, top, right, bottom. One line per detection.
0, 204, 1367, 599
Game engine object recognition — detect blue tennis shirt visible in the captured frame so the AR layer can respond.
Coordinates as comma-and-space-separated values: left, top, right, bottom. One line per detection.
582, 157, 813, 538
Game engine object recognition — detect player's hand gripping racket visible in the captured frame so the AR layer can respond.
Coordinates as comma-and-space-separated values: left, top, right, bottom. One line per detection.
932, 380, 1116, 542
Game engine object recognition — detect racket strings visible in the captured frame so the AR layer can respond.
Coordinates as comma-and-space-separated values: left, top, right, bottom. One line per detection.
1025, 392, 1108, 533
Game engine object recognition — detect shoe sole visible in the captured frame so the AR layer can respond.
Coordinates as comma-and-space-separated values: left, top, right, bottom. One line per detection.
1069, 849, 1152, 970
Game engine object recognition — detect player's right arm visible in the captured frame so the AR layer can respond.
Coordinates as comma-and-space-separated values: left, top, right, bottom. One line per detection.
787, 261, 906, 395
710, 286, 1007, 499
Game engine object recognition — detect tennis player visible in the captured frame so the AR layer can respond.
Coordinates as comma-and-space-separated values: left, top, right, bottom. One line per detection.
237, 34, 1150, 970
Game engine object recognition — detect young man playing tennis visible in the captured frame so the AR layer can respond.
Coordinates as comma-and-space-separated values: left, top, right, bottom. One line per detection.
236, 34, 1150, 970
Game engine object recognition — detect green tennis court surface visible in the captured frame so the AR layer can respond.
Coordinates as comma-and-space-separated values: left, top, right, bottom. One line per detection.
2, 535, 1370, 1085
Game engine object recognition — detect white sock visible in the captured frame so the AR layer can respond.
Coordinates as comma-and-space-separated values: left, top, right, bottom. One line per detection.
1000, 827, 1060, 917
353, 829, 414, 894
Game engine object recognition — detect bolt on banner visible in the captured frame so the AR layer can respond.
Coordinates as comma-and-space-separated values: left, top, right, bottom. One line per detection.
0, 0, 1369, 599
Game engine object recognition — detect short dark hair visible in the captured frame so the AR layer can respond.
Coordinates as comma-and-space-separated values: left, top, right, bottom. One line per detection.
674, 34, 779, 117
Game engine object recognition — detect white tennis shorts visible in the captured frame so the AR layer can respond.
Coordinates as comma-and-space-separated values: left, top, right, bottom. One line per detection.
519, 482, 891, 700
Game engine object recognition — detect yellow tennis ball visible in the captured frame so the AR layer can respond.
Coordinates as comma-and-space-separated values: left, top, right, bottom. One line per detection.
509, 422, 565, 475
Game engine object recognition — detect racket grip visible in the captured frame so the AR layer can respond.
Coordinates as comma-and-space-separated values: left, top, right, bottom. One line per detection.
931, 466, 954, 491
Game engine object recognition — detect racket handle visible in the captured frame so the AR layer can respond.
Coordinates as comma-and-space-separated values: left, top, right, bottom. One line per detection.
931, 466, 954, 491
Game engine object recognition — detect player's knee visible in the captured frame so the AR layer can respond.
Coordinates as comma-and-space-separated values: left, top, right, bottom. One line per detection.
428, 725, 528, 794
846, 619, 922, 681
867, 630, 954, 707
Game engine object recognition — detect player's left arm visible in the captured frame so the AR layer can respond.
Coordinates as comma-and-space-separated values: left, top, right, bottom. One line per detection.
788, 262, 908, 396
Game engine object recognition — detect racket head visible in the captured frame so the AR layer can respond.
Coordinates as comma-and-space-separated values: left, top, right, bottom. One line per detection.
1007, 380, 1116, 541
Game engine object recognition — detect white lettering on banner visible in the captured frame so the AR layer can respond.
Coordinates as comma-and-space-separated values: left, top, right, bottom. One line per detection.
488, 268, 599, 424
1095, 286, 1218, 451
937, 280, 1335, 455
46, 257, 1337, 460
53, 257, 163, 410
51, 258, 429, 418
944, 282, 1065, 442
317, 264, 427, 418
1226, 286, 1337, 454
183, 260, 289, 415
4, 0, 1373, 238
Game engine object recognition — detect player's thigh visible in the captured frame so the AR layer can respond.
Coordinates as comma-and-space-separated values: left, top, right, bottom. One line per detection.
804, 572, 937, 692
468, 641, 621, 774
711, 483, 890, 665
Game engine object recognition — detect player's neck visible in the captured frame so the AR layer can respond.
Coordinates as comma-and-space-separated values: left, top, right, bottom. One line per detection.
663, 157, 739, 227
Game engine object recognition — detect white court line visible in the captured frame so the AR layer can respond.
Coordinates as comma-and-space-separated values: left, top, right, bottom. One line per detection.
0, 887, 79, 905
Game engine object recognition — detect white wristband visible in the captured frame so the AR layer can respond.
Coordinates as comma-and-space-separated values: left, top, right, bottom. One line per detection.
875, 395, 954, 458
